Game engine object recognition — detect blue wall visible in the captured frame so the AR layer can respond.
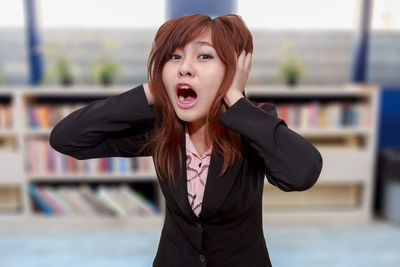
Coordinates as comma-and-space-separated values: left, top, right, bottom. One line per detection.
24, 0, 44, 85
166, 0, 236, 19
378, 88, 400, 150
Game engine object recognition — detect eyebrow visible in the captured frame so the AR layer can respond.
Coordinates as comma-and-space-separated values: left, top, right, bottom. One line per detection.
193, 41, 214, 48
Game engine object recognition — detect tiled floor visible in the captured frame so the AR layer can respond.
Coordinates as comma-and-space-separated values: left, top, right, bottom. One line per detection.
0, 218, 399, 267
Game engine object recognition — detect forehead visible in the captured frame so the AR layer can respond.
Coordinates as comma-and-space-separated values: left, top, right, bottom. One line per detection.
179, 28, 214, 49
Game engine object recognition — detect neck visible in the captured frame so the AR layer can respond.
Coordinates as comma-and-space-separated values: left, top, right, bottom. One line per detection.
187, 119, 205, 136
186, 119, 212, 147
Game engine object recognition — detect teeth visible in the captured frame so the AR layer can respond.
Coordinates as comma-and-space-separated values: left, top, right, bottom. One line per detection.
177, 85, 196, 104
179, 95, 189, 102
178, 95, 194, 103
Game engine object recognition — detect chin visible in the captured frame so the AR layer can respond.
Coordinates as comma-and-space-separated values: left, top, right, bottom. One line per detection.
175, 110, 204, 123
176, 113, 196, 122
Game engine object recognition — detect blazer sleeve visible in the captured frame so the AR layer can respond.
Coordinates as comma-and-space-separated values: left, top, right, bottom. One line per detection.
49, 84, 156, 160
219, 97, 323, 192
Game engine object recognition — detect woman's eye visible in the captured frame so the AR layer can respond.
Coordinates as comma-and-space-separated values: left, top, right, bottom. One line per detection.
199, 54, 213, 59
169, 54, 213, 60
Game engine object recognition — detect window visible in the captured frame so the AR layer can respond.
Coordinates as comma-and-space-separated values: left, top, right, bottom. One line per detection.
237, 0, 360, 30
37, 0, 165, 28
0, 0, 24, 28
371, 0, 400, 31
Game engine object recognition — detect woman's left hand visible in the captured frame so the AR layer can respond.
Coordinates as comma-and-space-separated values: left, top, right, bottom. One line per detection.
223, 50, 252, 107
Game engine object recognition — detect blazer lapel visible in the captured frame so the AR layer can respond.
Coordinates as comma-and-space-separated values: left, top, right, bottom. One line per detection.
168, 133, 243, 221
169, 136, 197, 221
199, 142, 243, 220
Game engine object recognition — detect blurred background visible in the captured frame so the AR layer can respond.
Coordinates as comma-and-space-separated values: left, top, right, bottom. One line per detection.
0, 0, 400, 266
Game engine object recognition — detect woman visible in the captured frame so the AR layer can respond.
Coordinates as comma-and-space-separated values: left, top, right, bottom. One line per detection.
50, 13, 323, 267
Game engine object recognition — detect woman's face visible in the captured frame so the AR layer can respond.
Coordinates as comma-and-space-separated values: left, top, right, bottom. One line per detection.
162, 28, 226, 125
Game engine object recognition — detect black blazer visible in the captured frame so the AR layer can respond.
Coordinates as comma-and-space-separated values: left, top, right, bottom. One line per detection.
49, 84, 323, 267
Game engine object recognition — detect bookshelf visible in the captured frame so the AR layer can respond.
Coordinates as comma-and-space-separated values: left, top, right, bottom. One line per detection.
246, 83, 380, 224
0, 83, 380, 225
0, 86, 165, 226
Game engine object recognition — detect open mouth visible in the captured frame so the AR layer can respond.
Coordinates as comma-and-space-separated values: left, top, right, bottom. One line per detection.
177, 86, 197, 103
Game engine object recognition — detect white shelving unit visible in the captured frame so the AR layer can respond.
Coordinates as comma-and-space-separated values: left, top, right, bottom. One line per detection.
0, 83, 380, 226
0, 86, 165, 226
245, 83, 380, 224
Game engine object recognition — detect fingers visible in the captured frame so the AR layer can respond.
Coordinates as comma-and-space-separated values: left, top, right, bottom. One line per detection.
244, 52, 252, 70
237, 50, 252, 73
237, 50, 246, 67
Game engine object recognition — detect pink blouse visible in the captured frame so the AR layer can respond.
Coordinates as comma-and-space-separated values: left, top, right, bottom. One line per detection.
185, 125, 213, 217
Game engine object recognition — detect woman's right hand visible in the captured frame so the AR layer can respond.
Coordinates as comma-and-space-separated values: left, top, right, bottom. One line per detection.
143, 82, 156, 105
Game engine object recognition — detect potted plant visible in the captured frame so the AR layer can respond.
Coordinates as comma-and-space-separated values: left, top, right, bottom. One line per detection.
56, 56, 74, 86
278, 56, 306, 87
39, 55, 76, 87
90, 59, 121, 86
37, 40, 80, 87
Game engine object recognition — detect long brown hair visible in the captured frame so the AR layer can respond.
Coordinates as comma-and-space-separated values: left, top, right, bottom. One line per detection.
139, 14, 262, 187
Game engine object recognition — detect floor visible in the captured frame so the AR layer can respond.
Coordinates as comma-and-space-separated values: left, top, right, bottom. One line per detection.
0, 218, 399, 267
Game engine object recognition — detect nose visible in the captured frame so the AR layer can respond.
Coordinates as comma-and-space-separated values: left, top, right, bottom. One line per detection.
178, 56, 194, 77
